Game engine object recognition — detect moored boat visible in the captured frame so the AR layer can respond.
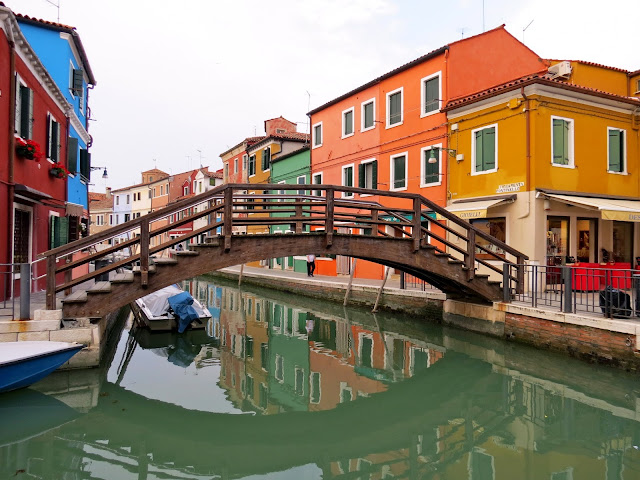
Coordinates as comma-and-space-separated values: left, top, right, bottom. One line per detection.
0, 341, 85, 393
132, 284, 212, 333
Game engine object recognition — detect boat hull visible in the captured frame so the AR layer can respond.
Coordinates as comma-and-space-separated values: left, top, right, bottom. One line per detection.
0, 343, 85, 393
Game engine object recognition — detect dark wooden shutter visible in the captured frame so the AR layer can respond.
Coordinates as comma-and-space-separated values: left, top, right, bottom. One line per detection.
46, 113, 51, 158
73, 69, 84, 96
68, 137, 79, 173
51, 120, 59, 162
20, 86, 30, 137
372, 160, 377, 189
80, 149, 91, 180
358, 163, 365, 188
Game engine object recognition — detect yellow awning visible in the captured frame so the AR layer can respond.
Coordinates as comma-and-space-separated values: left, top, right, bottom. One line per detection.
544, 194, 640, 222
440, 198, 513, 220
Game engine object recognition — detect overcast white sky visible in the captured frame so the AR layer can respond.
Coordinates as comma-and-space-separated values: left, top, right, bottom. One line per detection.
7, 0, 639, 192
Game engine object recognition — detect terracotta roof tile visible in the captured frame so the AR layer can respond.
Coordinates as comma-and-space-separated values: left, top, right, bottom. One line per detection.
220, 136, 266, 157
548, 59, 630, 74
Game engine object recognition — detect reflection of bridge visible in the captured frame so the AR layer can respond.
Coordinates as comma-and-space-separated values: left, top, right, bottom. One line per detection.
41, 184, 527, 318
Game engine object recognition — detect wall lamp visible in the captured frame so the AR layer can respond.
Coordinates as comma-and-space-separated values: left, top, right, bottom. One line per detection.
428, 147, 463, 163
90, 166, 108, 179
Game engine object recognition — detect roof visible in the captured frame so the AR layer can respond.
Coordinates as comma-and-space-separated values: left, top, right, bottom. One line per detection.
142, 168, 169, 176
219, 136, 266, 158
271, 145, 310, 164
548, 58, 631, 75
248, 132, 310, 152
204, 170, 223, 179
88, 192, 112, 210
308, 25, 520, 116
15, 13, 96, 85
443, 73, 640, 111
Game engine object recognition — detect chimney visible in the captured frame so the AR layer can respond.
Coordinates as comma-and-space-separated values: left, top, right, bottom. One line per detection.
106, 187, 112, 197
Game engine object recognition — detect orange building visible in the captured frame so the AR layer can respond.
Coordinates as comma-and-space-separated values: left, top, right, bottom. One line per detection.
308, 25, 547, 279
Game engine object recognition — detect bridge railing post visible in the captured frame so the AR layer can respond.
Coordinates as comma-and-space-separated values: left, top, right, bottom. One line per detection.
516, 255, 526, 295
46, 254, 56, 310
503, 263, 511, 302
224, 187, 233, 251
325, 187, 334, 247
466, 229, 476, 281
412, 197, 421, 251
139, 217, 150, 287
370, 210, 378, 237
295, 204, 303, 233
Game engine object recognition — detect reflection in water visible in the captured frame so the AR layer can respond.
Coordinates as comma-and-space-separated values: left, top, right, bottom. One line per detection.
1, 275, 640, 479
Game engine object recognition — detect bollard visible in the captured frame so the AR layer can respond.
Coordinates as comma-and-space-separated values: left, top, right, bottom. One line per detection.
562, 266, 573, 313
20, 263, 30, 320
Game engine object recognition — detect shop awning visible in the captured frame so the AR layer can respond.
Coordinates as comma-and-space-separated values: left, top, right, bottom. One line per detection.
14, 184, 52, 202
66, 202, 84, 217
544, 193, 640, 222
441, 196, 515, 220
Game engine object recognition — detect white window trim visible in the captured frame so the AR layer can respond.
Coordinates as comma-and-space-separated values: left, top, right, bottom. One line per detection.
386, 87, 404, 129
342, 163, 355, 197
68, 60, 76, 98
294, 366, 305, 396
361, 97, 376, 132
341, 107, 355, 139
390, 152, 408, 191
358, 333, 374, 367
360, 158, 376, 196
312, 171, 323, 196
312, 121, 323, 149
234, 158, 238, 174
420, 143, 443, 187
339, 381, 353, 403
420, 71, 442, 118
242, 154, 248, 172
607, 126, 627, 175
249, 154, 256, 178
550, 115, 574, 169
471, 123, 499, 176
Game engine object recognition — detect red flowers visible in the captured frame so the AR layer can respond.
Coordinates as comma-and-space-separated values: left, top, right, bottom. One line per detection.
50, 162, 70, 179
15, 137, 43, 161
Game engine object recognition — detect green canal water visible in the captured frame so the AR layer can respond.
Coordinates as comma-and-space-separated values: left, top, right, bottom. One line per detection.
2, 275, 640, 479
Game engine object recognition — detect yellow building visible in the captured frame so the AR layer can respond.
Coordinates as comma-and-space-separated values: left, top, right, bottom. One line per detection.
444, 63, 640, 269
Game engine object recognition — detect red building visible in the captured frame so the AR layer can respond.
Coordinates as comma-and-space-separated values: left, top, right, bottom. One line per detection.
0, 7, 72, 299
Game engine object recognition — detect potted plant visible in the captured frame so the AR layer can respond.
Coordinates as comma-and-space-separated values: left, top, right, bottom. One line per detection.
50, 162, 70, 179
15, 137, 43, 161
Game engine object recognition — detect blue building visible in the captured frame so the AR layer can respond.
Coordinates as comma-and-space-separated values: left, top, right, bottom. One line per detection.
16, 14, 96, 233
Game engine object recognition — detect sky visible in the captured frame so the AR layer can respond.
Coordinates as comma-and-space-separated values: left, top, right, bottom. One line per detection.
6, 0, 639, 192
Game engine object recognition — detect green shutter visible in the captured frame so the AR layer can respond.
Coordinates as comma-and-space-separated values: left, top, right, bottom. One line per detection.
50, 216, 57, 249
80, 149, 91, 180
59, 217, 69, 246
390, 92, 401, 124
27, 88, 33, 139
482, 128, 495, 170
73, 69, 84, 96
46, 114, 51, 158
553, 119, 569, 165
425, 77, 439, 113
358, 163, 365, 188
425, 148, 439, 183
372, 160, 377, 189
68, 137, 78, 173
475, 130, 483, 171
394, 156, 405, 188
608, 129, 622, 172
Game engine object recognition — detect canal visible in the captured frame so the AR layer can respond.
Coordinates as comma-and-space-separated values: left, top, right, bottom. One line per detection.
2, 274, 640, 479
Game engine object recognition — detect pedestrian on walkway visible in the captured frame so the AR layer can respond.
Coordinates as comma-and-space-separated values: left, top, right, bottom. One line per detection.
307, 254, 316, 277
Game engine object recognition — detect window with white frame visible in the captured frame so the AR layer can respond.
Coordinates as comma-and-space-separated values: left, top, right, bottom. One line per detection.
109, 214, 113, 225
607, 127, 626, 173
551, 116, 574, 167
115, 196, 120, 206
234, 158, 238, 174
294, 367, 305, 396
183, 186, 189, 196
342, 107, 354, 138
390, 152, 407, 190
297, 175, 306, 195
312, 172, 323, 196
386, 87, 403, 128
421, 72, 441, 116
278, 180, 286, 201
358, 159, 377, 189
310, 371, 321, 404
223, 163, 228, 180
126, 194, 130, 204
275, 354, 284, 382
15, 77, 33, 139
342, 164, 354, 197
421, 144, 442, 186
262, 147, 271, 172
339, 382, 353, 403
472, 124, 498, 174
361, 98, 375, 131
312, 122, 323, 148
243, 154, 248, 171
249, 155, 256, 176
47, 114, 60, 162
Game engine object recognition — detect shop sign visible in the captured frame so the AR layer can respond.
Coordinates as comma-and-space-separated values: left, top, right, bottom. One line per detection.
496, 182, 524, 193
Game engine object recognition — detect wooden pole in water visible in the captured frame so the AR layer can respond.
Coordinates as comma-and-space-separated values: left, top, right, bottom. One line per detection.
343, 258, 357, 306
372, 266, 390, 313
238, 264, 244, 286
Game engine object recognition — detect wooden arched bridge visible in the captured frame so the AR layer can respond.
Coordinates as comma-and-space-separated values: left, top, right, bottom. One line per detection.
41, 184, 527, 318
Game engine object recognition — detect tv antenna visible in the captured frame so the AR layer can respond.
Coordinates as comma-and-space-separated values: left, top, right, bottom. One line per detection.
44, 0, 60, 22
522, 19, 534, 43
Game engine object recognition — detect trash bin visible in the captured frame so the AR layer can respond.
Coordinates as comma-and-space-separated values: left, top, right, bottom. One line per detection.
94, 258, 111, 282
599, 285, 631, 318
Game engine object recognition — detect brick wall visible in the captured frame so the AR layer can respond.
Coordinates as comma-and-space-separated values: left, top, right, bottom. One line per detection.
505, 313, 639, 371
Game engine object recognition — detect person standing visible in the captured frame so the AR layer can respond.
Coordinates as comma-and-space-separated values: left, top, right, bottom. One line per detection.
307, 254, 316, 277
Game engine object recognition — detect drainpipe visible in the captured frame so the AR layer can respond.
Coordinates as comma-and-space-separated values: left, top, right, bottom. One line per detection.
7, 37, 16, 290
518, 86, 531, 220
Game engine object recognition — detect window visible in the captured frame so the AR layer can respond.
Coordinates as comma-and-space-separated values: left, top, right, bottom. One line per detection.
297, 175, 306, 195
421, 144, 442, 186
342, 107, 354, 138
124, 214, 131, 222
79, 148, 90, 179
249, 155, 256, 176
421, 72, 441, 116
312, 172, 323, 196
340, 382, 353, 403
47, 114, 60, 162
608, 128, 626, 173
386, 87, 403, 128
234, 158, 238, 174
312, 122, 323, 148
160, 185, 164, 196
126, 194, 130, 204
342, 164, 354, 197
390, 152, 407, 190
358, 159, 377, 189
472, 125, 497, 174
116, 196, 120, 206
361, 98, 375, 132
260, 343, 268, 370
70, 63, 83, 97
48, 213, 67, 249
294, 367, 305, 396
262, 147, 271, 171
636, 79, 640, 93
15, 78, 33, 139
310, 372, 321, 403
551, 116, 573, 167
275, 354, 284, 382
242, 154, 248, 171
183, 186, 189, 196
471, 218, 506, 259
67, 137, 79, 174
468, 449, 495, 480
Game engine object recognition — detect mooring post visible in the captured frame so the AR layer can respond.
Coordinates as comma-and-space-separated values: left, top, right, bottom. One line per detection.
343, 258, 357, 306
139, 217, 150, 287
238, 264, 244, 286
503, 263, 510, 302
372, 266, 389, 313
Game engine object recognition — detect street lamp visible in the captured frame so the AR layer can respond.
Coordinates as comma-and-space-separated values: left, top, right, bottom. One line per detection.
90, 166, 108, 179
428, 147, 458, 163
